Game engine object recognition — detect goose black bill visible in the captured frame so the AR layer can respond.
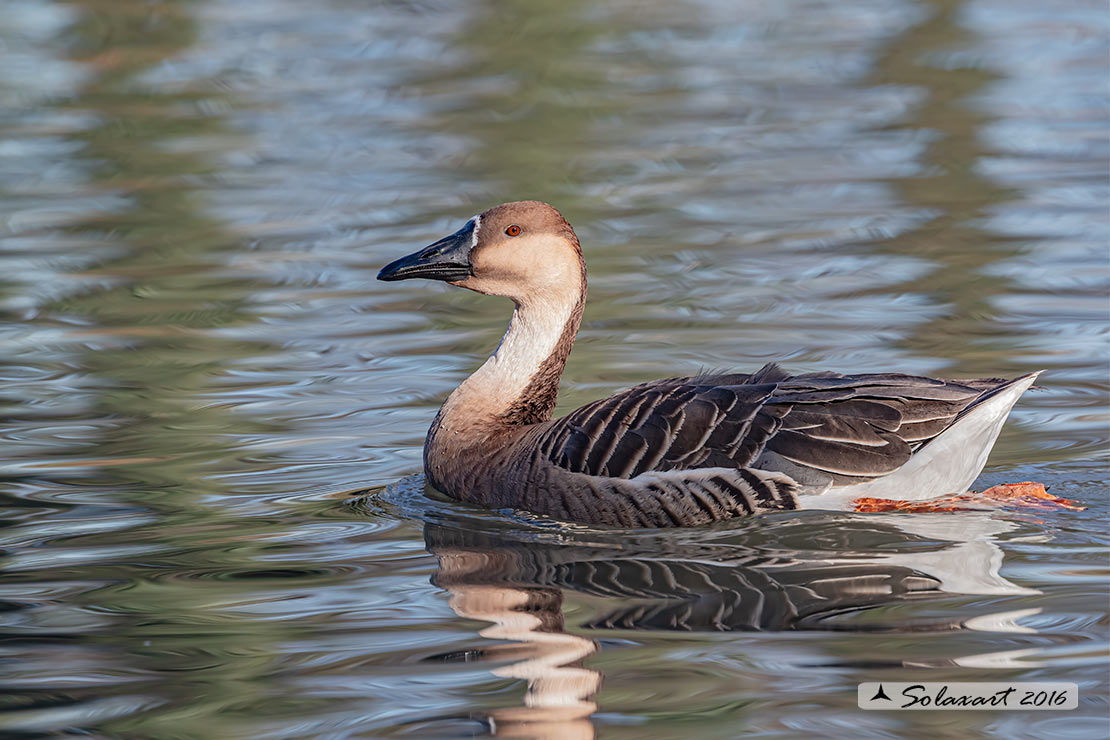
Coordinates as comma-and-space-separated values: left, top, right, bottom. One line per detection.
377, 220, 475, 282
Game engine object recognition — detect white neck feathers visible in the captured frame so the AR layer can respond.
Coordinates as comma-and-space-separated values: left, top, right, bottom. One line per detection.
444, 293, 576, 419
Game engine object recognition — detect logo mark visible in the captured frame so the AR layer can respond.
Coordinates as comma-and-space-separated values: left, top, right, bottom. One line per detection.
870, 684, 892, 702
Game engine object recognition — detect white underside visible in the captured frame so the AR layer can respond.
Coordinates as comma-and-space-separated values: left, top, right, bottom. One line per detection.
797, 372, 1040, 510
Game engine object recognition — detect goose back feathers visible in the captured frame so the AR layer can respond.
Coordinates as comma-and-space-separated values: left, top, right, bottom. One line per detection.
536, 364, 1018, 488
378, 201, 1039, 528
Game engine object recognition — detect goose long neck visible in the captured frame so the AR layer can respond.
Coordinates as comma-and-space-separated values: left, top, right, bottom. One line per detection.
441, 276, 586, 431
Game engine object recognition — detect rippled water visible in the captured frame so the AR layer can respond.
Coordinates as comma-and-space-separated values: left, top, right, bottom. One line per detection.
1, 0, 1107, 737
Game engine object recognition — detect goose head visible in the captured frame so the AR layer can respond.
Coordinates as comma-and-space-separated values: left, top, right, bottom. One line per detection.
377, 200, 584, 305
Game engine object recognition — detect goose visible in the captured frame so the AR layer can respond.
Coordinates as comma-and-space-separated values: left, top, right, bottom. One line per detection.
378, 200, 1039, 528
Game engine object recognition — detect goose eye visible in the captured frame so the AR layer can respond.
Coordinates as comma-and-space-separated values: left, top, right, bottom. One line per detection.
505, 224, 521, 237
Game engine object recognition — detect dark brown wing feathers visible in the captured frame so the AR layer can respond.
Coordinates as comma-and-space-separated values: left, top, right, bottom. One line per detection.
540, 363, 1009, 485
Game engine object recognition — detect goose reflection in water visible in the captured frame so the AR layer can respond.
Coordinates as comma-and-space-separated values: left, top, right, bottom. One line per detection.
431, 543, 600, 740
419, 505, 1039, 739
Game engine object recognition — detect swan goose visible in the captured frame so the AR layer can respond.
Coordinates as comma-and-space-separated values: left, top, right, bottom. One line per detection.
378, 201, 1038, 527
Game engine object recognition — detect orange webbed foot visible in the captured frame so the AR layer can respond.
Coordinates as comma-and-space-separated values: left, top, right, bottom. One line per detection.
853, 482, 1084, 513
974, 481, 1085, 511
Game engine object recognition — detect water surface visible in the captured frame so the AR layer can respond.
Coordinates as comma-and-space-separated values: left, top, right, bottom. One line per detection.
1, 0, 1107, 737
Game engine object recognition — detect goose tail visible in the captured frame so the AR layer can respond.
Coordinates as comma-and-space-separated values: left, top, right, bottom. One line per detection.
800, 371, 1042, 508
